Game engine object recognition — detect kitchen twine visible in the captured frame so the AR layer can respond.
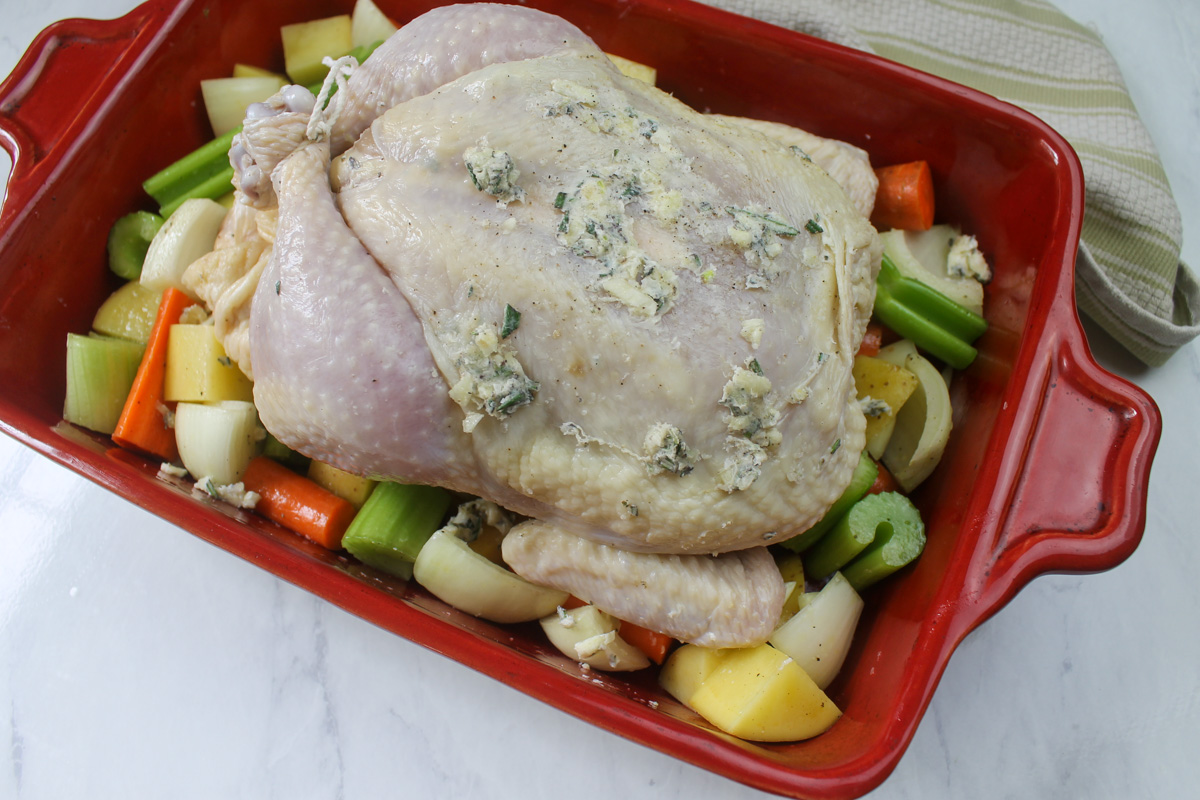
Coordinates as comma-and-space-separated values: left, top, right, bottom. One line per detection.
701, 0, 1200, 365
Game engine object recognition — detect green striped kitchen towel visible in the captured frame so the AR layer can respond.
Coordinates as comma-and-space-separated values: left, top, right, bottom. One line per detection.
702, 0, 1199, 365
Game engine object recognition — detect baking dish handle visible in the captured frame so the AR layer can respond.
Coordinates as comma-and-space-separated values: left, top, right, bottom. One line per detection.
0, 1, 174, 211
962, 322, 1160, 626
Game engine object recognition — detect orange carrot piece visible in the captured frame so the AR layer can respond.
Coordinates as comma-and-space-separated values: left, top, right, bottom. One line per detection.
111, 286, 193, 460
242, 456, 357, 550
618, 620, 675, 665
562, 595, 589, 610
871, 160, 935, 232
867, 459, 901, 495
857, 321, 884, 357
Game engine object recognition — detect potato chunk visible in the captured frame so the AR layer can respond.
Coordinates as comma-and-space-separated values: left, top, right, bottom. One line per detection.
660, 643, 841, 741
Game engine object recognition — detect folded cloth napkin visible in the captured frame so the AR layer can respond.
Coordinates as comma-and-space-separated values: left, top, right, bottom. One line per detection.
701, 0, 1199, 365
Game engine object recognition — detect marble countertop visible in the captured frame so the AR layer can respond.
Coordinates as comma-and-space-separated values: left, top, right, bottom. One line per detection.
2, 0, 1197, 797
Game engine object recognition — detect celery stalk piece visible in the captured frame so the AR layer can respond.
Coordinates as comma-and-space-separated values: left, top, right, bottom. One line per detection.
841, 493, 926, 591
157, 167, 236, 218
107, 211, 164, 280
143, 127, 240, 214
261, 431, 310, 472
63, 333, 145, 434
781, 452, 878, 554
341, 482, 454, 577
803, 491, 923, 581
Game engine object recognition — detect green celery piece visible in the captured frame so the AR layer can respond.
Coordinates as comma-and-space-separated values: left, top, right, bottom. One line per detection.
781, 451, 878, 554
873, 254, 987, 369
63, 333, 145, 434
342, 482, 454, 578
803, 491, 923, 581
158, 166, 235, 217
143, 127, 240, 214
107, 211, 164, 280
261, 431, 310, 472
841, 493, 926, 591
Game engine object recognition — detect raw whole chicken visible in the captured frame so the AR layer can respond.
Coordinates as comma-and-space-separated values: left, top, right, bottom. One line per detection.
206, 3, 882, 648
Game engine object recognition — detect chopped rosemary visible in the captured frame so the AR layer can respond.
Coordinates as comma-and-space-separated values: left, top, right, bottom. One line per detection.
500, 304, 522, 339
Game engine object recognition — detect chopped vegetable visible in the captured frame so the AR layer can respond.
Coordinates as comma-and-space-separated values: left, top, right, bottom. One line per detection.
857, 321, 884, 357
142, 128, 240, 217
351, 0, 398, 48
781, 451, 877, 554
107, 211, 164, 280
174, 400, 261, 485
163, 324, 254, 403
871, 160, 934, 231
661, 643, 841, 742
111, 287, 194, 459
306, 460, 377, 509
91, 281, 163, 344
201, 76, 287, 137
241, 456, 358, 549
340, 481, 453, 577
872, 254, 987, 369
841, 499, 927, 592
232, 63, 287, 80
63, 334, 145, 435
617, 620, 674, 665
769, 572, 864, 689
261, 431, 310, 472
282, 15, 353, 86
139, 198, 227, 295
853, 354, 920, 459
413, 527, 569, 622
803, 491, 924, 582
606, 53, 657, 85
540, 605, 652, 671
880, 225, 986, 316
876, 340, 954, 491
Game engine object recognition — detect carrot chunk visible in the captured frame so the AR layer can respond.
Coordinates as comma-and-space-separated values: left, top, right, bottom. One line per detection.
111, 287, 193, 460
241, 456, 357, 550
618, 620, 675, 665
871, 160, 935, 231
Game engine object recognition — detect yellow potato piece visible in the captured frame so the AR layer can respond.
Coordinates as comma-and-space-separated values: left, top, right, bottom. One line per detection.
853, 354, 919, 459
307, 460, 377, 509
606, 53, 657, 85
665, 644, 841, 742
659, 644, 729, 706
163, 324, 253, 403
282, 15, 353, 86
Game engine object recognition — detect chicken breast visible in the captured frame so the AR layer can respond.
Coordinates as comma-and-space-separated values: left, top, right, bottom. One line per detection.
237, 3, 881, 646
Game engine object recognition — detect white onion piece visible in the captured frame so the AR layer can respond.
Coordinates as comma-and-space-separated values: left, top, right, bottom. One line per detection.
877, 340, 953, 492
413, 529, 568, 623
539, 604, 651, 672
769, 572, 863, 690
174, 400, 261, 486
140, 198, 227, 297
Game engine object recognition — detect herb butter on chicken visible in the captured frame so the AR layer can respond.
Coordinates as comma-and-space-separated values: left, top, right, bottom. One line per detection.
203, 3, 882, 648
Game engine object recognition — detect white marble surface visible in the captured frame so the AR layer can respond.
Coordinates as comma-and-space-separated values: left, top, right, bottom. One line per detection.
1, 0, 1198, 797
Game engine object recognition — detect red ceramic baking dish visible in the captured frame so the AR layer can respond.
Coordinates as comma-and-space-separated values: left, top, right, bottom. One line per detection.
0, 0, 1161, 797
